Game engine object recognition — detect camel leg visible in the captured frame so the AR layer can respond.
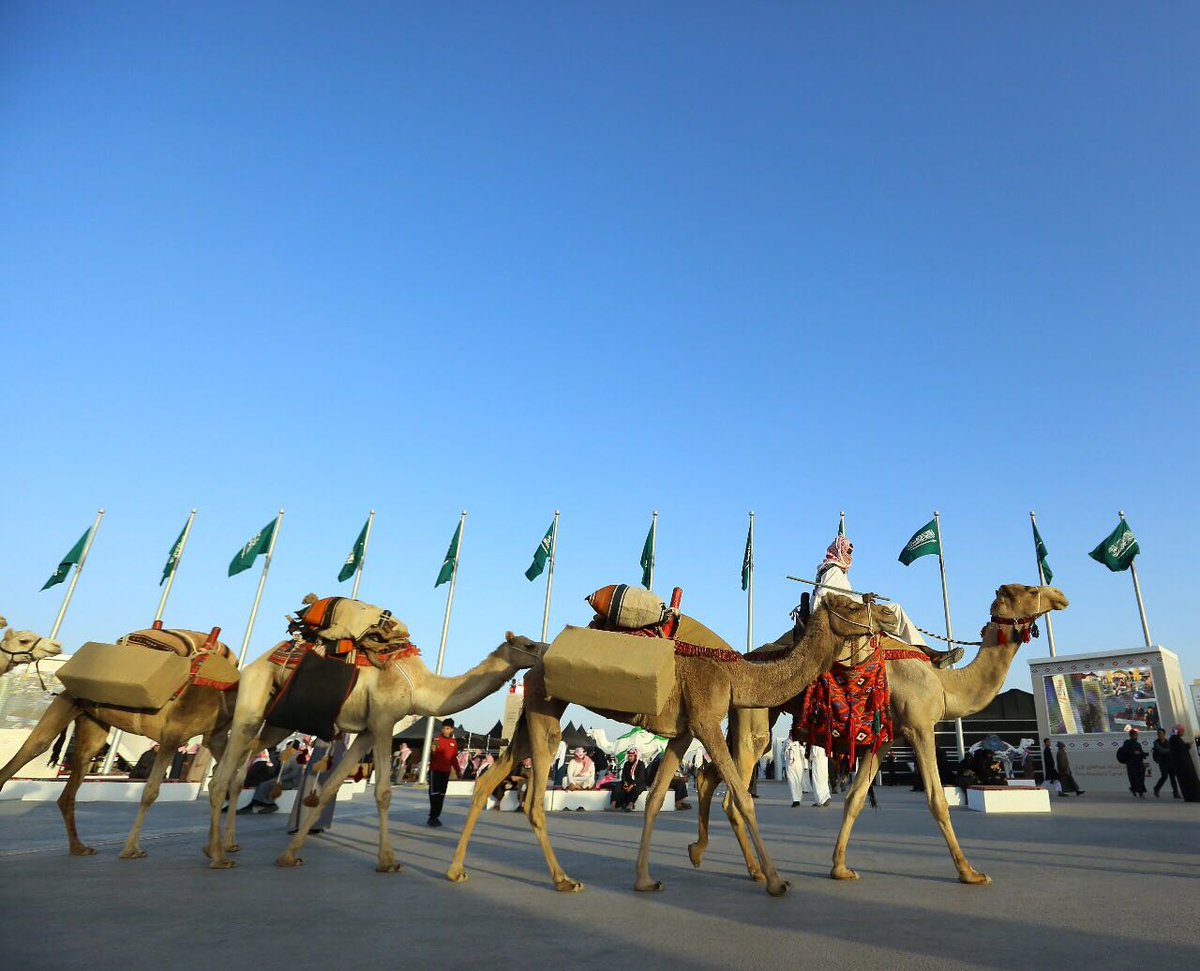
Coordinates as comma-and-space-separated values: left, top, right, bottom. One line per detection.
830, 745, 884, 880
119, 735, 187, 859
446, 732, 523, 883
634, 734, 691, 892
909, 726, 989, 885
58, 717, 110, 856
518, 715, 582, 892
205, 719, 263, 867
368, 724, 401, 873
0, 695, 82, 792
277, 732, 373, 868
687, 761, 722, 869
694, 722, 789, 897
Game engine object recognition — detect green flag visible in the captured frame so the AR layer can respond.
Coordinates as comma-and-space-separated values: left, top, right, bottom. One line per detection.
898, 518, 940, 566
1089, 519, 1140, 572
838, 517, 845, 537
338, 518, 370, 583
525, 520, 555, 582
740, 523, 753, 592
41, 528, 91, 591
436, 521, 462, 587
228, 518, 277, 577
640, 519, 655, 589
160, 521, 189, 586
1032, 522, 1054, 584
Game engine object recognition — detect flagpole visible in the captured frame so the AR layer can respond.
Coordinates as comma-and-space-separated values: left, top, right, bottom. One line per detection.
49, 509, 104, 642
419, 511, 467, 785
155, 510, 196, 624
649, 511, 658, 592
746, 511, 754, 652
350, 510, 375, 601
839, 510, 845, 536
933, 511, 965, 758
1121, 511, 1153, 647
540, 512, 559, 642
238, 510, 284, 666
1029, 511, 1057, 658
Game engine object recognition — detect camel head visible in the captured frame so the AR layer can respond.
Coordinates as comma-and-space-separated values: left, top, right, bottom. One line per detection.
818, 593, 899, 639
500, 631, 549, 669
988, 584, 1068, 622
1, 627, 63, 667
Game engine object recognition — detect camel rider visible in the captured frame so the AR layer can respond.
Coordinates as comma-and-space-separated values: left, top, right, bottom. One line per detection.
808, 535, 964, 669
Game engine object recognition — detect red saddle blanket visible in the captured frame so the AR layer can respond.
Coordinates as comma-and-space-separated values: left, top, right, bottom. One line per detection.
797, 639, 893, 759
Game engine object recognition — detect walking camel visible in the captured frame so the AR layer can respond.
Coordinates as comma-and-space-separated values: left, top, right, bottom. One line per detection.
0, 622, 62, 675
445, 593, 895, 896
0, 629, 239, 858
205, 630, 547, 872
689, 583, 1068, 886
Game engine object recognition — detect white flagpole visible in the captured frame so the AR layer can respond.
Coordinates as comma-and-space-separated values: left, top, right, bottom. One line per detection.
746, 511, 754, 652
104, 509, 198, 774
540, 512, 559, 642
1121, 511, 1153, 647
649, 511, 658, 592
1029, 511, 1057, 658
237, 510, 284, 666
350, 510, 375, 601
419, 511, 467, 785
933, 511, 965, 758
49, 508, 105, 641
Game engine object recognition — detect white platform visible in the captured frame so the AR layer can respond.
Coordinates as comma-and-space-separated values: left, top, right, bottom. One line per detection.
445, 781, 673, 812
965, 785, 1051, 813
2, 776, 370, 804
942, 785, 965, 807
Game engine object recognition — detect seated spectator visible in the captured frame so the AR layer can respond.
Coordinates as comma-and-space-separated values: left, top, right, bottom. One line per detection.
248, 741, 303, 814
492, 757, 531, 810
612, 748, 647, 811
564, 747, 595, 790
237, 749, 281, 814
129, 743, 160, 780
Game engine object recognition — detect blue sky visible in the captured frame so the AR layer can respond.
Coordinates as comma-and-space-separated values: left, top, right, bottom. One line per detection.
3, 5, 1197, 737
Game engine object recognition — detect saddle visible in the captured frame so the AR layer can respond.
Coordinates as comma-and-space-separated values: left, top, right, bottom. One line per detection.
287, 594, 411, 670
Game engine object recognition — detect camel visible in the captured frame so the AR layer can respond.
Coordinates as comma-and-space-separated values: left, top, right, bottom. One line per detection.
0, 630, 239, 858
689, 583, 1068, 886
205, 630, 547, 872
445, 593, 895, 896
0, 624, 62, 675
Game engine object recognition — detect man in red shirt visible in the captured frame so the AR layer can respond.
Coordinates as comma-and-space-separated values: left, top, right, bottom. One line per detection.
427, 718, 461, 827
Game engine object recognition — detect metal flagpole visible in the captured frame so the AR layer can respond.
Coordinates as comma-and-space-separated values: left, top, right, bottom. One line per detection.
237, 510, 284, 666
746, 511, 754, 652
419, 511, 467, 785
104, 509, 197, 774
1121, 511, 1153, 647
839, 510, 846, 536
540, 511, 559, 642
1029, 511, 1057, 658
649, 511, 658, 592
350, 510, 375, 601
49, 508, 105, 642
933, 511, 966, 758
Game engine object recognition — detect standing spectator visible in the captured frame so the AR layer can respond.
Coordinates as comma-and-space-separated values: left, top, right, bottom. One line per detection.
1151, 728, 1180, 799
1118, 729, 1149, 798
613, 748, 647, 811
1055, 742, 1085, 796
784, 736, 809, 807
809, 744, 832, 807
1169, 726, 1200, 803
1041, 739, 1061, 794
426, 718, 461, 827
287, 732, 347, 835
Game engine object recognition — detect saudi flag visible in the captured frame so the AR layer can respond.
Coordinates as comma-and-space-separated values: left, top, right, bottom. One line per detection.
228, 518, 277, 577
41, 528, 91, 591
1032, 522, 1054, 583
338, 518, 370, 583
525, 520, 555, 582
640, 520, 655, 590
160, 520, 189, 586
436, 521, 462, 587
1089, 519, 1140, 572
740, 523, 753, 592
898, 518, 940, 566
838, 517, 845, 537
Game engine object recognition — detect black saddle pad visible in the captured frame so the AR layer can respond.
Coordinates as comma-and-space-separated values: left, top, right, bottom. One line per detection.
264, 650, 358, 742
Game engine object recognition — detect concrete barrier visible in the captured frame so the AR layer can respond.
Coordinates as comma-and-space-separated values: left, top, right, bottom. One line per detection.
965, 785, 1051, 813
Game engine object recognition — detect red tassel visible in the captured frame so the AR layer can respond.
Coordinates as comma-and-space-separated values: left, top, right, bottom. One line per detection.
997, 628, 1007, 646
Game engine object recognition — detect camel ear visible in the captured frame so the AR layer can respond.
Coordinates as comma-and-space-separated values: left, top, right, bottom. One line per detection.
505, 630, 515, 643
2, 629, 12, 643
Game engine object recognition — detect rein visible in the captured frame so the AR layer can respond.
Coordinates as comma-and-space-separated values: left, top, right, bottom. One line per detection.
1, 637, 55, 690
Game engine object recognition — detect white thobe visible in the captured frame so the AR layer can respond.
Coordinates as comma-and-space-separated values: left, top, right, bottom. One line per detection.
811, 565, 927, 647
809, 744, 832, 805
784, 741, 809, 803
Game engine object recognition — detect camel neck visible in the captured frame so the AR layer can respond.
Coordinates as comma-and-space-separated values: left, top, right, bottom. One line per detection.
410, 649, 521, 716
936, 626, 1020, 719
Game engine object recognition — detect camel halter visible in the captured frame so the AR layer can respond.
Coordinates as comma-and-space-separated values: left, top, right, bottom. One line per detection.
1, 636, 54, 690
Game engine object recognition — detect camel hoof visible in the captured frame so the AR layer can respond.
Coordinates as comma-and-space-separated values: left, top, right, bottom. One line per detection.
554, 878, 584, 893
376, 861, 404, 873
446, 869, 468, 883
276, 854, 304, 868
748, 868, 767, 884
686, 842, 705, 868
118, 849, 146, 860
634, 880, 665, 893
830, 866, 860, 881
69, 845, 97, 857
767, 879, 791, 897
223, 843, 241, 854
208, 859, 237, 869
959, 870, 992, 886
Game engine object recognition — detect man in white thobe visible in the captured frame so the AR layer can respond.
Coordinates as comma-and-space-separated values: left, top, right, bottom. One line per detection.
809, 743, 832, 807
784, 737, 809, 807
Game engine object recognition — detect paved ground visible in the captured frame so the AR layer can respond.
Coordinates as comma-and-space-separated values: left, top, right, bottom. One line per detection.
2, 782, 1196, 970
